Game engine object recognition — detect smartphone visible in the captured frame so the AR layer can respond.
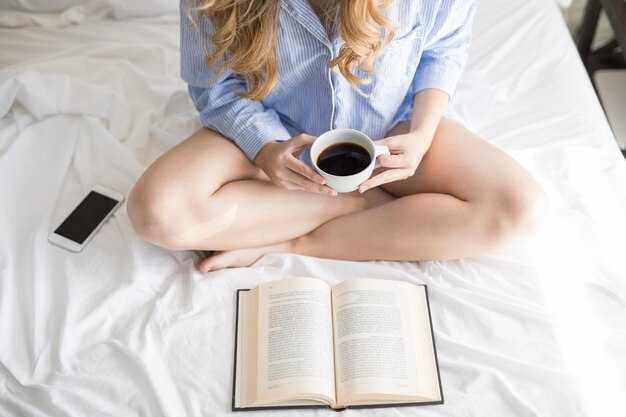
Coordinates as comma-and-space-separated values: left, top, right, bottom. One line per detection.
48, 185, 125, 252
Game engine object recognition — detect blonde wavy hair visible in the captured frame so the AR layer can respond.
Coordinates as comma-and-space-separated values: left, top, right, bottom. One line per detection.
186, 0, 397, 101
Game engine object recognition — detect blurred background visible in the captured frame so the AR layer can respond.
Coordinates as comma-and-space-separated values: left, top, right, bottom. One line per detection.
562, 0, 613, 45
560, 0, 625, 155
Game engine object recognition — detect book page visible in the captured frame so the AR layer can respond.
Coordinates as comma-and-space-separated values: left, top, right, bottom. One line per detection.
332, 279, 429, 405
238, 289, 259, 408
254, 277, 336, 406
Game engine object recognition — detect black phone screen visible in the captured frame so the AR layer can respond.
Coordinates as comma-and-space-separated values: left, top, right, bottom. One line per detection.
54, 191, 119, 244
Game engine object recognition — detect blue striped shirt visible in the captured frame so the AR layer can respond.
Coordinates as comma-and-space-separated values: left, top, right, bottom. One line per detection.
180, 0, 476, 162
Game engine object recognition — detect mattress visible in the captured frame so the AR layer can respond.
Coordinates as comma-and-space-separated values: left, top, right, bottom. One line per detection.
1, 0, 626, 416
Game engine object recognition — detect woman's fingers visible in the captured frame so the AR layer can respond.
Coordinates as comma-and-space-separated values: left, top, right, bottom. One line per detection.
359, 168, 413, 192
266, 134, 337, 195
283, 168, 337, 195
289, 133, 317, 148
287, 156, 326, 185
378, 154, 408, 168
375, 135, 399, 148
285, 134, 328, 188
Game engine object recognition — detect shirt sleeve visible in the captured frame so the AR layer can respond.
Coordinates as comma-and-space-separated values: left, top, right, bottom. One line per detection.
412, 0, 476, 98
180, 1, 292, 162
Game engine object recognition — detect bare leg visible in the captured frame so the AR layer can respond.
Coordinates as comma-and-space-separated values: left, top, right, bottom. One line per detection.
201, 119, 546, 270
127, 128, 395, 251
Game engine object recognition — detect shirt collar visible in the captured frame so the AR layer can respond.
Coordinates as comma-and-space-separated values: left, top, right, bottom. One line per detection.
282, 0, 333, 47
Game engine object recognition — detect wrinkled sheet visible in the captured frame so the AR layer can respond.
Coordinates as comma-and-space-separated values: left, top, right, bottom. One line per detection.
0, 0, 178, 28
1, 0, 626, 416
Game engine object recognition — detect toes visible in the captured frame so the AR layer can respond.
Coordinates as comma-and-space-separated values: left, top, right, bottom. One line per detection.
199, 257, 212, 273
197, 246, 270, 273
199, 252, 223, 273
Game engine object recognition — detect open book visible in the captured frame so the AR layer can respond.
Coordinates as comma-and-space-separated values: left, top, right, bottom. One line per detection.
233, 277, 443, 411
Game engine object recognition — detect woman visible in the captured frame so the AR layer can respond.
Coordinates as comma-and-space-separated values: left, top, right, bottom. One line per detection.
127, 0, 546, 272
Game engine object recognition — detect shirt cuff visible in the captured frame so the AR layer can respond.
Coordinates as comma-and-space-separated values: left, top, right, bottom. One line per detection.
412, 55, 464, 99
235, 119, 292, 162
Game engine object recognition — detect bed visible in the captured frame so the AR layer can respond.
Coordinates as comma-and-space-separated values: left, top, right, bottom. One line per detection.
1, 0, 625, 416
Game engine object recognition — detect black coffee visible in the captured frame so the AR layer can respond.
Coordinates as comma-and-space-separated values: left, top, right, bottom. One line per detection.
317, 142, 371, 176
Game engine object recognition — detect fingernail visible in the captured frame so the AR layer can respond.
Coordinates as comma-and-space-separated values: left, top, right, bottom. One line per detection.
359, 187, 367, 193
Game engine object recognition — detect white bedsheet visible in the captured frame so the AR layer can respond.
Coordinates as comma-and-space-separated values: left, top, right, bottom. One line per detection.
1, 0, 626, 416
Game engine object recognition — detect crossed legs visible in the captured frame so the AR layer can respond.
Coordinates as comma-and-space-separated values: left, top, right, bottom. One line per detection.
127, 119, 546, 271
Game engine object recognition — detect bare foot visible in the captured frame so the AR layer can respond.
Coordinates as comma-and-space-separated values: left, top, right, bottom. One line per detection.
199, 240, 295, 272
198, 187, 393, 273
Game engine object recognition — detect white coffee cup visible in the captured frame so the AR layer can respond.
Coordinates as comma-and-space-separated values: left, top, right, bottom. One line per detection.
310, 128, 390, 193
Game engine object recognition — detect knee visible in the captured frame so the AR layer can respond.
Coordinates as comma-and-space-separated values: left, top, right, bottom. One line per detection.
127, 179, 190, 250
483, 180, 548, 245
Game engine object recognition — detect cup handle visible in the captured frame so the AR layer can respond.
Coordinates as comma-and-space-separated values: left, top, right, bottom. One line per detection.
374, 145, 391, 169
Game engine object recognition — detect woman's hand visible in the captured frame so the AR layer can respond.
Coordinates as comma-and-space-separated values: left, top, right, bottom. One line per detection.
358, 131, 432, 193
254, 134, 337, 196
